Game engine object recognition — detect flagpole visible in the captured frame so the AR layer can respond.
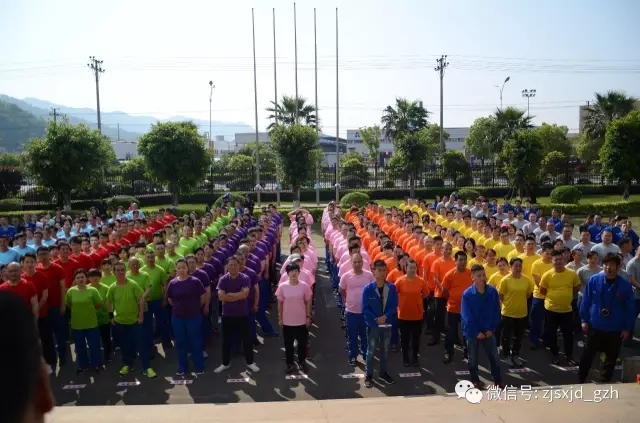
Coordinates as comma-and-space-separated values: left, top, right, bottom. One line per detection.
314, 8, 320, 206
335, 7, 340, 203
273, 8, 280, 206
294, 2, 299, 124
252, 8, 261, 205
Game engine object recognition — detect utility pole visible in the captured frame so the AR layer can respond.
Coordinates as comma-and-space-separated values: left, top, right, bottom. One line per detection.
49, 108, 60, 123
521, 89, 536, 118
87, 56, 105, 133
435, 55, 449, 153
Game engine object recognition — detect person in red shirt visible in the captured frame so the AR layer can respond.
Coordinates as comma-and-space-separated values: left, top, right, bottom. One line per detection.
54, 241, 81, 289
0, 262, 38, 316
83, 236, 103, 269
123, 221, 140, 245
69, 236, 93, 272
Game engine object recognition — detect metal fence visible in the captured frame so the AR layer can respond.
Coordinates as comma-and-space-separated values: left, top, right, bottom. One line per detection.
0, 161, 618, 207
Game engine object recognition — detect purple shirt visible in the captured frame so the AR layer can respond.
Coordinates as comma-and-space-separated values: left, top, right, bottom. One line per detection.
165, 276, 205, 319
207, 256, 224, 278
246, 256, 261, 276
241, 267, 259, 305
217, 272, 250, 317
198, 262, 217, 284
191, 268, 211, 289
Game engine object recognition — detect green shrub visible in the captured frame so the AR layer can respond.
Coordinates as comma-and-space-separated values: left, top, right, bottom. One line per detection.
550, 185, 582, 204
456, 174, 474, 187
425, 178, 445, 188
340, 191, 370, 208
0, 198, 24, 211
536, 200, 640, 217
105, 195, 140, 211
212, 192, 249, 208
457, 188, 482, 201
383, 180, 395, 189
340, 175, 368, 189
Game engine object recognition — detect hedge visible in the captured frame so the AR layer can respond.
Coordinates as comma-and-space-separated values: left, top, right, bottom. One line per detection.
549, 186, 581, 204
339, 192, 370, 208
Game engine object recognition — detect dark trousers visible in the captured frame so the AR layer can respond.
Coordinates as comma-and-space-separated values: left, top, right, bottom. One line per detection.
578, 329, 622, 382
501, 315, 527, 357
98, 324, 112, 361
434, 297, 447, 335
545, 309, 574, 358
48, 306, 69, 363
398, 319, 422, 361
445, 312, 466, 355
283, 325, 309, 365
221, 315, 254, 366
38, 316, 56, 367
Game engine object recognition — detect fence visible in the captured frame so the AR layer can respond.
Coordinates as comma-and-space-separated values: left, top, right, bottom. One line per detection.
0, 161, 622, 208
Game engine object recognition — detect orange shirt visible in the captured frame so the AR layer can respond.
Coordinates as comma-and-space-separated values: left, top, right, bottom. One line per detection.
397, 232, 411, 250
391, 228, 404, 244
413, 248, 429, 277
387, 268, 404, 284
395, 275, 430, 321
402, 237, 417, 253
430, 257, 456, 298
441, 268, 473, 314
362, 234, 375, 251
384, 256, 398, 274
421, 251, 442, 283
367, 241, 381, 260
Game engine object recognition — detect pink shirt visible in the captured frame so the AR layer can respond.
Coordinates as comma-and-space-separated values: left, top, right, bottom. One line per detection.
339, 269, 374, 314
338, 249, 371, 267
276, 281, 312, 326
279, 267, 314, 286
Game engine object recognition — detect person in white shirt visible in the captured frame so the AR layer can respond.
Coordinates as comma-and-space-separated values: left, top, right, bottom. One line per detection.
522, 213, 539, 235
560, 225, 579, 250
572, 230, 596, 264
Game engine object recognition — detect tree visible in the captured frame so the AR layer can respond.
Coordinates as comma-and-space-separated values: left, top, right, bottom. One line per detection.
381, 98, 429, 139
269, 125, 322, 203
440, 150, 471, 187
493, 107, 533, 153
0, 153, 23, 199
600, 110, 640, 199
540, 150, 568, 185
392, 127, 440, 197
137, 121, 211, 206
266, 95, 318, 130
237, 141, 277, 177
359, 125, 381, 188
579, 90, 637, 161
25, 119, 116, 209
226, 154, 255, 190
340, 155, 369, 189
496, 130, 544, 199
535, 123, 573, 156
465, 116, 500, 165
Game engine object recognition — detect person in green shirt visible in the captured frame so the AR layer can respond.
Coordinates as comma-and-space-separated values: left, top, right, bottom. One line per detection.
166, 239, 184, 262
194, 222, 208, 248
65, 269, 103, 374
154, 242, 177, 278
126, 257, 154, 356
106, 261, 156, 378
88, 268, 112, 363
179, 226, 200, 254
99, 259, 116, 287
141, 251, 172, 349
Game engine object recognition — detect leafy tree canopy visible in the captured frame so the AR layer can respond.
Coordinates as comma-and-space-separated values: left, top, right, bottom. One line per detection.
496, 130, 544, 198
534, 123, 573, 156
440, 150, 471, 186
359, 125, 381, 162
392, 126, 440, 197
601, 110, 640, 196
266, 95, 318, 130
465, 116, 500, 160
236, 141, 277, 176
381, 98, 429, 139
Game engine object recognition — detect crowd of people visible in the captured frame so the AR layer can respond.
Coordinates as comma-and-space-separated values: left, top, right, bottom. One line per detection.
0, 200, 285, 378
324, 195, 638, 389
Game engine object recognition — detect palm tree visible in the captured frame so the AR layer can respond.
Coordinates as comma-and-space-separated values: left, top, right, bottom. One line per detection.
266, 95, 318, 130
583, 90, 637, 141
380, 98, 429, 139
491, 106, 533, 152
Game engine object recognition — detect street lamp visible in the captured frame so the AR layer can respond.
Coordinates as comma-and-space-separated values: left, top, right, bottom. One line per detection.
495, 76, 510, 109
209, 81, 215, 153
522, 89, 536, 117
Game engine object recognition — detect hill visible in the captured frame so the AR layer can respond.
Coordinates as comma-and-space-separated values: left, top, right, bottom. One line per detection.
0, 100, 46, 153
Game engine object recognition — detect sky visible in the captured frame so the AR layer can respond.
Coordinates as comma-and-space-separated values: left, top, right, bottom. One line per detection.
1, 0, 639, 138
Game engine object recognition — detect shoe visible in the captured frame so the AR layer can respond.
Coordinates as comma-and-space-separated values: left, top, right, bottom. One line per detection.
364, 376, 373, 388
46, 364, 53, 375
203, 351, 209, 359
403, 360, 410, 367
195, 370, 205, 376
76, 368, 88, 376
349, 358, 357, 366
443, 354, 452, 364
411, 359, 419, 368
551, 357, 561, 366
119, 365, 130, 376
247, 362, 260, 373
214, 364, 231, 374
176, 370, 185, 376
143, 368, 157, 378
299, 361, 309, 374
473, 380, 486, 390
380, 372, 395, 385
285, 364, 296, 374
565, 357, 577, 366
508, 357, 517, 368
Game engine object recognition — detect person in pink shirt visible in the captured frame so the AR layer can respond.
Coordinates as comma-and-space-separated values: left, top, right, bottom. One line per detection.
276, 262, 312, 374
339, 244, 370, 278
339, 252, 374, 366
296, 235, 317, 273
278, 254, 314, 288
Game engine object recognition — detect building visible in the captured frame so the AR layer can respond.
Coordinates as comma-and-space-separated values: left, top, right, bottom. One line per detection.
112, 141, 139, 161
578, 100, 640, 132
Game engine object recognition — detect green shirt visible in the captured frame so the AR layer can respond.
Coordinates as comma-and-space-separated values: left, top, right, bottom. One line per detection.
167, 252, 183, 263
195, 233, 208, 247
106, 281, 144, 325
65, 286, 102, 330
156, 256, 176, 276
179, 237, 199, 254
91, 283, 111, 326
204, 225, 218, 239
140, 265, 168, 301
100, 273, 116, 287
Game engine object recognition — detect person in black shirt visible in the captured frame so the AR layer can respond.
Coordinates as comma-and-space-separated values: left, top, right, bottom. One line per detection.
579, 215, 594, 234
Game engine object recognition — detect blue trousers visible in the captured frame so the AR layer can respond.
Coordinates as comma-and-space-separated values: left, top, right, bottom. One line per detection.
73, 327, 102, 369
346, 312, 367, 359
366, 326, 390, 377
147, 299, 171, 345
114, 322, 150, 370
529, 297, 549, 345
48, 306, 69, 363
201, 306, 212, 346
276, 242, 282, 263
257, 279, 276, 334
172, 315, 204, 373
466, 336, 502, 383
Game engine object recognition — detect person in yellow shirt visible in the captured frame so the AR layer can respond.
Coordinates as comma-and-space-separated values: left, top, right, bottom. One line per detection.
539, 250, 581, 366
528, 242, 553, 349
507, 233, 526, 261
467, 244, 486, 268
498, 258, 534, 368
488, 257, 510, 288
463, 238, 476, 263
450, 210, 465, 231
494, 229, 515, 259
483, 226, 501, 250
484, 249, 499, 279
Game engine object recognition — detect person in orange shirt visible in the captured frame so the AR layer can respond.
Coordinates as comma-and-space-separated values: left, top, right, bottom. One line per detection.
379, 211, 395, 236
421, 236, 443, 282
387, 253, 408, 284
409, 233, 428, 274
396, 222, 414, 250
395, 259, 430, 367
442, 251, 473, 363
402, 226, 421, 253
428, 241, 455, 346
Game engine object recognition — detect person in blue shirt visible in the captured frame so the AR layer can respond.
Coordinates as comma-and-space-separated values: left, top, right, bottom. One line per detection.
0, 217, 17, 239
578, 252, 636, 383
0, 236, 21, 266
588, 215, 605, 243
11, 233, 37, 258
361, 259, 398, 388
461, 264, 504, 390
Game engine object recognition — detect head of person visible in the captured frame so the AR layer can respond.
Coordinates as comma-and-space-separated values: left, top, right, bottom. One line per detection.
541, 242, 553, 261
509, 257, 523, 277
454, 250, 467, 271
514, 233, 525, 250
88, 268, 101, 285
496, 257, 509, 274
405, 259, 418, 277
433, 236, 443, 253
113, 261, 127, 281
485, 248, 497, 266
397, 253, 408, 272
570, 248, 583, 264
285, 262, 300, 282
372, 259, 387, 281
602, 252, 621, 279
5, 262, 21, 283
73, 269, 88, 287
551, 250, 565, 271
470, 264, 486, 287
601, 230, 613, 245
128, 257, 141, 273
442, 242, 453, 259
350, 252, 364, 273
20, 253, 37, 273
185, 255, 198, 273
175, 259, 189, 278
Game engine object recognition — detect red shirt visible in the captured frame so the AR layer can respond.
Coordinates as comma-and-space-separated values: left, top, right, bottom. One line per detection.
22, 271, 50, 318
104, 243, 118, 254
88, 250, 103, 268
0, 280, 37, 310
37, 262, 66, 307
124, 231, 140, 245
54, 257, 82, 288
72, 253, 94, 272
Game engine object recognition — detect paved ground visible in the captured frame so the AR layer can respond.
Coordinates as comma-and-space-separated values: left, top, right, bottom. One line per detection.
51, 228, 638, 406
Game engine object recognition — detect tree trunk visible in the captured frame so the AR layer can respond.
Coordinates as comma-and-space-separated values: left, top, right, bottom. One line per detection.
409, 172, 416, 198
171, 190, 179, 207
293, 186, 300, 208
62, 191, 72, 211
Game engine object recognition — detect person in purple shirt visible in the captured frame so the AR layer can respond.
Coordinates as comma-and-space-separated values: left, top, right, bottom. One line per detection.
165, 259, 206, 376
204, 241, 224, 332
195, 247, 217, 345
186, 255, 212, 357
214, 256, 260, 374
236, 251, 260, 343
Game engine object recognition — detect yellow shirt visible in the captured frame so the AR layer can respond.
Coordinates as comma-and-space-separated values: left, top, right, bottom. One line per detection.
507, 248, 525, 261
539, 268, 581, 313
498, 274, 534, 318
467, 258, 485, 269
450, 220, 464, 231
488, 271, 510, 289
530, 258, 553, 299
519, 253, 541, 278
462, 226, 474, 238
494, 242, 515, 259
484, 264, 499, 279
469, 231, 482, 241
483, 238, 500, 250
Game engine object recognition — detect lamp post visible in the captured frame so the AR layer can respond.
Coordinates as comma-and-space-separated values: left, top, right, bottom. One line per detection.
522, 89, 536, 117
495, 76, 510, 109
208, 81, 215, 153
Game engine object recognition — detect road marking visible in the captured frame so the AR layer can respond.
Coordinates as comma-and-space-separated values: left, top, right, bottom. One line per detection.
508, 367, 532, 373
339, 373, 365, 379
399, 372, 421, 378
62, 384, 86, 390
170, 379, 193, 385
116, 381, 140, 387
285, 374, 308, 380
455, 370, 470, 376
226, 377, 250, 383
